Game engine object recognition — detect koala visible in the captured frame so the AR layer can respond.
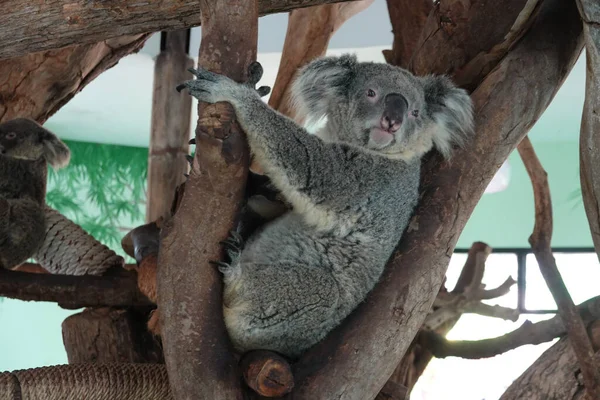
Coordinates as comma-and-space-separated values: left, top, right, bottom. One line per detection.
177, 54, 474, 358
0, 118, 70, 269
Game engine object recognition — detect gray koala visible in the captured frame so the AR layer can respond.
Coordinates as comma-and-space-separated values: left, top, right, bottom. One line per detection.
177, 54, 473, 358
0, 118, 70, 269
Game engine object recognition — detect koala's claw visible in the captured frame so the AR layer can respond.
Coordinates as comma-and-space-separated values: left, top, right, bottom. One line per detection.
209, 260, 232, 274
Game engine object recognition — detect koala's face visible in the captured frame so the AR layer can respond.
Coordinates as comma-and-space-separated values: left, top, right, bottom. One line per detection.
291, 55, 474, 161
0, 118, 70, 169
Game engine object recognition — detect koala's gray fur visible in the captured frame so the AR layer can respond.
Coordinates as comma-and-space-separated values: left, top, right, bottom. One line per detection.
178, 54, 474, 358
0, 118, 70, 269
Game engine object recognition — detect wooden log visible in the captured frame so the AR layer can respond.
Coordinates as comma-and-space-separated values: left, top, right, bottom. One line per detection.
0, 268, 152, 309
240, 351, 294, 397
62, 308, 163, 364
577, 0, 600, 260
0, 0, 355, 61
147, 30, 194, 224
156, 1, 258, 399
0, 35, 149, 124
291, 0, 583, 398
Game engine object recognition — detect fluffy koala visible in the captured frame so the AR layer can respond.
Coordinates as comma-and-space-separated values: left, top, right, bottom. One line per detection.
177, 55, 474, 358
0, 118, 70, 269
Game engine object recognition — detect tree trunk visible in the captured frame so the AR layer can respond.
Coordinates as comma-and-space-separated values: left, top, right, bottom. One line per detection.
156, 1, 258, 399
0, 35, 149, 124
291, 0, 583, 397
578, 0, 600, 260
146, 30, 194, 224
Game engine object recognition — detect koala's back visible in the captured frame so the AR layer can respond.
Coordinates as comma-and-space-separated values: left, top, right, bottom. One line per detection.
0, 156, 47, 203
0, 156, 47, 268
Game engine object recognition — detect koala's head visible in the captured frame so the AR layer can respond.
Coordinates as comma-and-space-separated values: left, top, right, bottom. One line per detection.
0, 118, 71, 169
290, 54, 474, 161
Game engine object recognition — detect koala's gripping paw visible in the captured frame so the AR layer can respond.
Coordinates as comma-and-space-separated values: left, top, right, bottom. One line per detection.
176, 67, 232, 104
210, 230, 244, 274
176, 62, 271, 103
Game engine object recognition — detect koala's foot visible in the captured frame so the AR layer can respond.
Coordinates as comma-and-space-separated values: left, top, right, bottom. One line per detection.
176, 62, 271, 103
210, 230, 244, 274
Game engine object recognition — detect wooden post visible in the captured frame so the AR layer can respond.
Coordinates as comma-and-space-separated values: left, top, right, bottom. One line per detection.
147, 30, 193, 223
157, 1, 258, 399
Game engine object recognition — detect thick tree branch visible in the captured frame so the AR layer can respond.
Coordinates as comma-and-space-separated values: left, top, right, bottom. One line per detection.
423, 296, 600, 360
518, 137, 600, 400
383, 0, 433, 68
156, 2, 258, 399
0, 268, 151, 309
409, 0, 543, 91
0, 0, 355, 61
577, 0, 600, 261
292, 1, 583, 398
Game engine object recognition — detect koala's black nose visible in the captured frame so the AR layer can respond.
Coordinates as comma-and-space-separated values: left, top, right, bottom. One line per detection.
382, 93, 408, 132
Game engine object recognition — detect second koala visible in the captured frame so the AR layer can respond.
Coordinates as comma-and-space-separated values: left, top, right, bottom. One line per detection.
178, 55, 474, 358
0, 118, 70, 269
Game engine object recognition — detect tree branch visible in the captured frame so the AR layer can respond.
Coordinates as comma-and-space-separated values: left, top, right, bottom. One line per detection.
422, 296, 600, 360
156, 2, 258, 399
291, 1, 583, 397
409, 0, 543, 92
0, 268, 152, 309
518, 136, 600, 400
0, 0, 355, 61
577, 0, 600, 262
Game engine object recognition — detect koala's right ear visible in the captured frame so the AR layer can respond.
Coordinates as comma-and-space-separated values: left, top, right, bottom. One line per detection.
290, 54, 357, 122
40, 128, 71, 170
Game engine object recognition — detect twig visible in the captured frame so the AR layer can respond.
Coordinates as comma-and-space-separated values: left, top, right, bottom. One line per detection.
518, 136, 600, 400
0, 267, 152, 309
422, 295, 600, 359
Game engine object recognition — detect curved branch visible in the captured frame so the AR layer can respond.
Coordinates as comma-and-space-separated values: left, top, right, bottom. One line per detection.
519, 136, 600, 399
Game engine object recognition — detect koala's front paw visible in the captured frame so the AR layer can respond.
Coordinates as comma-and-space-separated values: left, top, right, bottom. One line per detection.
176, 67, 236, 104
246, 62, 271, 98
209, 230, 244, 274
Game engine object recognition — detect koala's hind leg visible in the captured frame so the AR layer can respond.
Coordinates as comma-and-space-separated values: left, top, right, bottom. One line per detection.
0, 197, 45, 269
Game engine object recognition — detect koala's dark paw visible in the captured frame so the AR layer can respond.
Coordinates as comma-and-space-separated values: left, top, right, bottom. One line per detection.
246, 62, 271, 98
220, 230, 244, 258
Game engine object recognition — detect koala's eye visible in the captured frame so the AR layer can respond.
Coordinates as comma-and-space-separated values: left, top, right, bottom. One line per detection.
411, 110, 419, 118
366, 89, 377, 98
5, 132, 16, 140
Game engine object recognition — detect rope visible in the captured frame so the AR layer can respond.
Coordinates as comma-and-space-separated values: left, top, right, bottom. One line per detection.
0, 364, 172, 400
32, 206, 124, 276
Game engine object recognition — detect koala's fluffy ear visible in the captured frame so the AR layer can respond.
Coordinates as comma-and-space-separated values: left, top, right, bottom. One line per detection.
290, 54, 357, 122
41, 128, 71, 170
421, 75, 474, 158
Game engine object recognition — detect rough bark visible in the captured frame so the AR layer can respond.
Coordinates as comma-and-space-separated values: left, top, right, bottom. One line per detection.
0, 0, 355, 61
519, 136, 600, 399
500, 322, 600, 400
291, 0, 583, 398
156, 1, 258, 399
62, 308, 163, 364
146, 30, 194, 224
578, 0, 600, 260
0, 268, 151, 309
383, 0, 433, 68
0, 35, 149, 124
409, 0, 543, 92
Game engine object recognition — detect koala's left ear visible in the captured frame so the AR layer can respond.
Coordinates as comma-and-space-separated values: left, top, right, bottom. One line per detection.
40, 129, 71, 170
421, 75, 474, 158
